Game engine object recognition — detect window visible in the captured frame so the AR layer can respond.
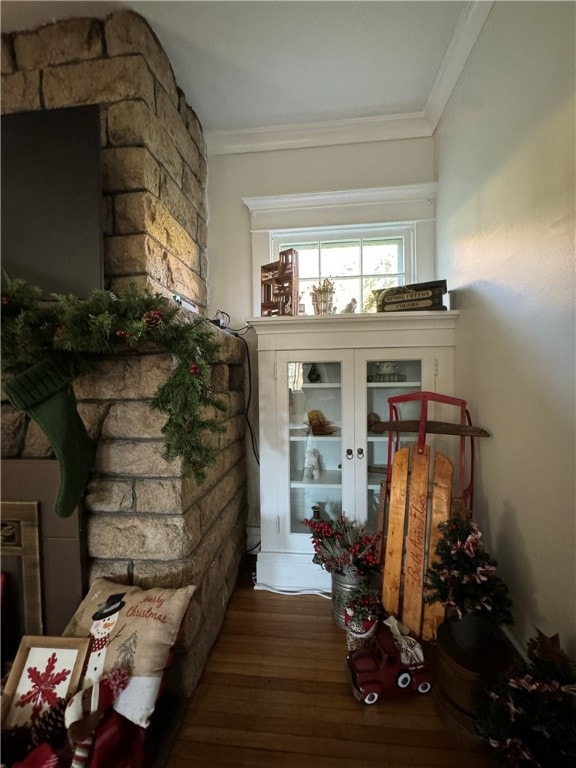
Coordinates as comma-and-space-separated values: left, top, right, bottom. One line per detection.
273, 225, 413, 314
243, 183, 437, 317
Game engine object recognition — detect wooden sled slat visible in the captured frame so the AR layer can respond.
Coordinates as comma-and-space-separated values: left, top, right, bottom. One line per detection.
381, 447, 409, 617
421, 452, 453, 641
402, 446, 430, 637
371, 420, 490, 437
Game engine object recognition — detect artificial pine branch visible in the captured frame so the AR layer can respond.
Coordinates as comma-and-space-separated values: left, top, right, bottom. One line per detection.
475, 630, 576, 767
1, 275, 227, 482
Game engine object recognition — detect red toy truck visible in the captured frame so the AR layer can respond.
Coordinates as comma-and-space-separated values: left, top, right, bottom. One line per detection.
347, 623, 432, 705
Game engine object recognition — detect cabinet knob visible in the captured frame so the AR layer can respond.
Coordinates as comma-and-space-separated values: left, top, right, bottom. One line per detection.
346, 448, 354, 460
357, 448, 365, 459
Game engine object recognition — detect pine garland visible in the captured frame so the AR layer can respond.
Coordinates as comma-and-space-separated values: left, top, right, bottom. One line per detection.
1, 275, 226, 482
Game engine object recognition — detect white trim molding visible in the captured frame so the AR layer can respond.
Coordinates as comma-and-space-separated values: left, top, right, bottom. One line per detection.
243, 183, 438, 216
207, 112, 431, 156
207, 2, 493, 156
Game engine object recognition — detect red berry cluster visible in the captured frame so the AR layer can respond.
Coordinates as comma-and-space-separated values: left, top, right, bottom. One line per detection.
304, 519, 335, 538
303, 515, 381, 575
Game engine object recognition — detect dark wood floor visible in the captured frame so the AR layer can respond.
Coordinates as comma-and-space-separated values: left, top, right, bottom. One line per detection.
163, 564, 498, 768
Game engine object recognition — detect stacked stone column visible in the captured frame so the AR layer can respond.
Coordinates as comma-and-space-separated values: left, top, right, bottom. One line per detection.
1, 10, 247, 697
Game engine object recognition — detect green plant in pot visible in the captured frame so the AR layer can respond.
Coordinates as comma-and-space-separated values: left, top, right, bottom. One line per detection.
344, 585, 380, 634
424, 514, 513, 651
310, 278, 335, 315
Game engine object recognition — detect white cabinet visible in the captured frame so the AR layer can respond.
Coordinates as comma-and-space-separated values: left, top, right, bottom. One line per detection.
249, 313, 458, 592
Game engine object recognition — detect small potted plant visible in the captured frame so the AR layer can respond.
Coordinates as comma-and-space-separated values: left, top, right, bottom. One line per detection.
424, 514, 513, 650
345, 585, 380, 632
344, 584, 381, 652
310, 278, 335, 315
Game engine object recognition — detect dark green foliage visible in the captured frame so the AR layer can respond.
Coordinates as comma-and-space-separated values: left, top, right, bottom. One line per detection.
1, 275, 226, 482
424, 515, 513, 627
475, 631, 576, 767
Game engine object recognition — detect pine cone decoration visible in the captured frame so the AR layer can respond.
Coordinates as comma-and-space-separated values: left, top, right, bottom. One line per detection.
32, 696, 68, 749
142, 309, 163, 328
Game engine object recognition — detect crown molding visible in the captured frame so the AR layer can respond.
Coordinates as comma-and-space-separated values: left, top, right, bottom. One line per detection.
425, 1, 494, 129
207, 112, 432, 156
242, 183, 438, 215
206, 1, 493, 157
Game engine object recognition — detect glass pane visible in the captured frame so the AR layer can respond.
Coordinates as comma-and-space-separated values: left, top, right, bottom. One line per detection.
282, 242, 319, 279
298, 278, 321, 315
320, 240, 360, 276
365, 358, 423, 530
363, 238, 404, 274
288, 361, 342, 534
332, 277, 361, 315
361, 276, 402, 312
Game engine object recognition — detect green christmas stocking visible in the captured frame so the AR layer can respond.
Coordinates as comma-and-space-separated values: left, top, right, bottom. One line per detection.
3, 356, 97, 518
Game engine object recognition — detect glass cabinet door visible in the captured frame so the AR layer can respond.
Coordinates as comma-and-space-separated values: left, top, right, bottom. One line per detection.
284, 358, 352, 537
356, 353, 429, 532
277, 348, 437, 548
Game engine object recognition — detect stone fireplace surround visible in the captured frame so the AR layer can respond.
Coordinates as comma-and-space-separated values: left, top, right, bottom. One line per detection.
1, 11, 248, 699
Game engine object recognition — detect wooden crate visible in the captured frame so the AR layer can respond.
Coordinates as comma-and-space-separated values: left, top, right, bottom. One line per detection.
260, 248, 299, 316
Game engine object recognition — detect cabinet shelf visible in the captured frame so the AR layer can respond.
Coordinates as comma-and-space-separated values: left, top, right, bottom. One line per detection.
290, 469, 342, 487
289, 429, 341, 440
367, 381, 421, 388
301, 383, 341, 389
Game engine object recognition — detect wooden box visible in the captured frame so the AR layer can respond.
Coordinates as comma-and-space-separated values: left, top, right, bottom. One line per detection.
377, 280, 447, 313
260, 248, 299, 316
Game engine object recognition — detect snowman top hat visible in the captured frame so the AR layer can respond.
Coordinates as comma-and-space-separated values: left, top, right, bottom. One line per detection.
92, 593, 126, 620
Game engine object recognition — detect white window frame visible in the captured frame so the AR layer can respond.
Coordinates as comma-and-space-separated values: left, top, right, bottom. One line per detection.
272, 223, 415, 312
243, 184, 437, 317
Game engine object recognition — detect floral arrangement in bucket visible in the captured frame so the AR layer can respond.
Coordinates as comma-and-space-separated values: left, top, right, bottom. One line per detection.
424, 515, 513, 645
303, 513, 381, 577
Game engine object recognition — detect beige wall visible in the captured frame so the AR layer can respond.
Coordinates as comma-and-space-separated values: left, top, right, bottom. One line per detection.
435, 2, 575, 655
206, 137, 435, 327
207, 137, 435, 528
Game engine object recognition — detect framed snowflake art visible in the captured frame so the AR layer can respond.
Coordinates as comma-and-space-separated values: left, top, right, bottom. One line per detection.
1, 635, 90, 729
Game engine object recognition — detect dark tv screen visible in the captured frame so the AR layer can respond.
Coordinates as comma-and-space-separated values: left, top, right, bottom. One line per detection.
1, 105, 103, 299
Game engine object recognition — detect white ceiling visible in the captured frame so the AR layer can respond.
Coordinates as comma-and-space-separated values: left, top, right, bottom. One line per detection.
1, 1, 493, 153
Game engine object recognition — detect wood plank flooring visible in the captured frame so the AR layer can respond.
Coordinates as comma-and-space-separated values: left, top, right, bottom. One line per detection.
164, 566, 498, 768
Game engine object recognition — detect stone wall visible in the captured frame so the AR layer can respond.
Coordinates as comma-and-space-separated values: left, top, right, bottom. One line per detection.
2, 10, 207, 307
1, 10, 248, 697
